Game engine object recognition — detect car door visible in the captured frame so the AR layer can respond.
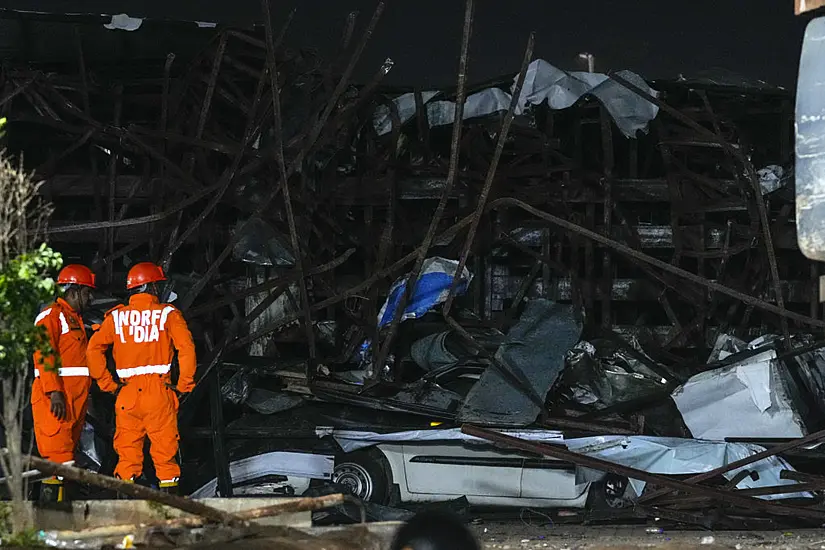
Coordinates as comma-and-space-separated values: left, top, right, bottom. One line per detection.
519, 456, 583, 500
402, 441, 522, 497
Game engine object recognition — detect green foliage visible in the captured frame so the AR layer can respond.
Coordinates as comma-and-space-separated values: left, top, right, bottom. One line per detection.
0, 117, 6, 140
1, 528, 43, 547
0, 505, 40, 547
0, 244, 62, 376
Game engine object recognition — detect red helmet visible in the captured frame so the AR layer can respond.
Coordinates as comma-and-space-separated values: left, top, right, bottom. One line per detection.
126, 262, 166, 290
57, 265, 96, 288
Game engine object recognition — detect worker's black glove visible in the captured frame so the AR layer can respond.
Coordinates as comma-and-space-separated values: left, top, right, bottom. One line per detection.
49, 391, 67, 421
165, 383, 182, 397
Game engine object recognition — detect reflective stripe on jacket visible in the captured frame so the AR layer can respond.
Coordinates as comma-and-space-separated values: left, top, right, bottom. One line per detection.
32, 298, 90, 395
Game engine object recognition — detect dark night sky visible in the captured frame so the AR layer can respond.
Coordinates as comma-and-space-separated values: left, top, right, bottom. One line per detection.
2, 0, 817, 88
271, 0, 813, 89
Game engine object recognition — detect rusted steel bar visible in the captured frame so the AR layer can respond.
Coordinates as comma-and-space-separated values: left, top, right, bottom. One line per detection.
34, 127, 96, 176
37, 81, 102, 129
46, 181, 224, 234
747, 154, 791, 346
159, 53, 176, 136
195, 33, 227, 143
540, 417, 636, 435
73, 27, 90, 115
188, 249, 355, 318
600, 106, 614, 329
106, 84, 122, 285
460, 424, 825, 521
414, 88, 430, 160
91, 240, 142, 273
153, 52, 176, 259
488, 198, 825, 328
696, 88, 789, 344
442, 30, 534, 317
724, 469, 756, 489
505, 260, 541, 319
610, 73, 792, 343
160, 54, 269, 270
231, 214, 475, 349
639, 426, 825, 504
340, 11, 358, 52
262, 0, 317, 381
781, 469, 825, 487
371, 0, 474, 375
129, 127, 250, 157
179, 250, 356, 423
180, 3, 385, 310
0, 77, 34, 109
123, 130, 202, 191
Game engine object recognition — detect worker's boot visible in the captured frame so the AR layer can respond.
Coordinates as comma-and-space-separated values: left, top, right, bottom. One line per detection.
158, 479, 179, 496
39, 477, 65, 505
116, 476, 135, 500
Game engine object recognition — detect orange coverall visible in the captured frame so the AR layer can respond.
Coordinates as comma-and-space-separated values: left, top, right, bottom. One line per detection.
87, 294, 196, 483
31, 298, 91, 463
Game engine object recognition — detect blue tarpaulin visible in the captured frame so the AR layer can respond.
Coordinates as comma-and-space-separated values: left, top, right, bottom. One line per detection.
377, 257, 472, 328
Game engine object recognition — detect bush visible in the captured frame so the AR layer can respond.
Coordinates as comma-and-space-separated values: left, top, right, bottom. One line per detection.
0, 245, 63, 374
0, 116, 60, 533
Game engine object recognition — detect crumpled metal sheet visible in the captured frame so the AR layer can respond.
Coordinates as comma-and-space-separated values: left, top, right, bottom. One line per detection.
77, 422, 101, 470
784, 337, 825, 423
554, 338, 669, 409
221, 369, 253, 405
456, 299, 581, 426
326, 427, 565, 453
707, 333, 749, 364
103, 14, 143, 31
410, 332, 458, 372
373, 59, 659, 139
190, 451, 334, 498
515, 60, 659, 137
232, 217, 295, 267
567, 435, 812, 501
246, 389, 304, 415
325, 428, 809, 502
672, 347, 807, 440
758, 164, 790, 194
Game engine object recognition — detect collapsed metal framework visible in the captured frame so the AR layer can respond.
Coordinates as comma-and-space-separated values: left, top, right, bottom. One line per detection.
1, 0, 818, 504
464, 424, 825, 529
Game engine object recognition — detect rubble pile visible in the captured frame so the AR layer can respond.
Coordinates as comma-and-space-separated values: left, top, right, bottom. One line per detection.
4, 3, 825, 536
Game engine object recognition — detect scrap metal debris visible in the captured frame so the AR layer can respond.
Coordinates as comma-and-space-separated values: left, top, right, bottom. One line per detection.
5, 0, 825, 534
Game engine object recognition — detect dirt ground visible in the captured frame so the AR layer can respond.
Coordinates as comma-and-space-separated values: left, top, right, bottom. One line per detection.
473, 523, 825, 550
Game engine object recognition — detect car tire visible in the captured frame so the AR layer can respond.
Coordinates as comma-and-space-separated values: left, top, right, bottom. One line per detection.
586, 474, 630, 511
332, 449, 391, 504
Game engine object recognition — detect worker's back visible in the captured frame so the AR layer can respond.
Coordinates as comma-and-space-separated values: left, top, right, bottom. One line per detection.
107, 294, 180, 379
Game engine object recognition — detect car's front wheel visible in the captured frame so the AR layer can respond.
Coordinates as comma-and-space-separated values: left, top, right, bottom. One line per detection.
331, 449, 391, 504
586, 473, 630, 510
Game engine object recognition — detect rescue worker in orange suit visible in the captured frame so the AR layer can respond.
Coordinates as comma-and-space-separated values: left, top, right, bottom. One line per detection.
32, 265, 96, 504
86, 262, 196, 495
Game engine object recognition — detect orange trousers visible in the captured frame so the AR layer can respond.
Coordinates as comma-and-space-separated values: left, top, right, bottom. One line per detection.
113, 375, 180, 483
31, 380, 89, 464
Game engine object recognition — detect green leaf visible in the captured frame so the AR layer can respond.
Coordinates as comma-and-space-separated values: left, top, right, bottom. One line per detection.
0, 246, 63, 376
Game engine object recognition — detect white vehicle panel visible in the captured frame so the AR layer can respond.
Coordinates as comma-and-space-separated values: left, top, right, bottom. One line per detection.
401, 442, 522, 497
